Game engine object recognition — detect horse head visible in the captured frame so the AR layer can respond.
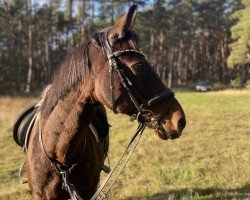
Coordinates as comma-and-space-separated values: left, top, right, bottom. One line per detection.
90, 5, 186, 140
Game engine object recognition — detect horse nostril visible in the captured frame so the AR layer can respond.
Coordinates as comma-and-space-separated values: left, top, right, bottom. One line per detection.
177, 117, 186, 131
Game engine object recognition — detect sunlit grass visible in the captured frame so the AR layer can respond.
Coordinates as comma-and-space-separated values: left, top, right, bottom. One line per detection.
0, 91, 249, 199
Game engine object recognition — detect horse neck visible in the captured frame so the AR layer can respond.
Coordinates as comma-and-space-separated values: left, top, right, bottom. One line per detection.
42, 86, 97, 166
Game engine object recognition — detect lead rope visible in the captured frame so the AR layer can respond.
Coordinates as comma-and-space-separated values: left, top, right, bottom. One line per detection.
90, 123, 145, 200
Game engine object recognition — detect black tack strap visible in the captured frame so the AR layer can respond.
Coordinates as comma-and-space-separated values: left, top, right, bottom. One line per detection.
109, 64, 117, 113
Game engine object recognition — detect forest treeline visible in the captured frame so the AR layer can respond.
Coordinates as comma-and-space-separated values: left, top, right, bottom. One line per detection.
0, 0, 249, 93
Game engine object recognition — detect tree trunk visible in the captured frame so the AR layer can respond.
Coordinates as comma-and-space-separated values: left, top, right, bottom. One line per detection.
3, 1, 15, 90
16, 18, 23, 92
168, 46, 174, 88
158, 30, 164, 80
177, 39, 184, 84
45, 38, 51, 83
25, 0, 33, 92
150, 33, 154, 64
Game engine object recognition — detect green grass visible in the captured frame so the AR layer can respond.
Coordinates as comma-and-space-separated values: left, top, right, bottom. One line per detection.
0, 91, 249, 199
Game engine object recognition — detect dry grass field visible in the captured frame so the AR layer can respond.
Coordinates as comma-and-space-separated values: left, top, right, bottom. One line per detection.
0, 90, 249, 200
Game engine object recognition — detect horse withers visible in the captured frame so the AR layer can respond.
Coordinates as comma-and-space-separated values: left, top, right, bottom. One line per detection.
20, 5, 186, 200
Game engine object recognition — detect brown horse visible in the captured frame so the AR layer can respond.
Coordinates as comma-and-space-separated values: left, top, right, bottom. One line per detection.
26, 5, 186, 200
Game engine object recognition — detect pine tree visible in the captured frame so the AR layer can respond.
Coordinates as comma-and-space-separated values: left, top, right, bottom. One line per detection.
227, 0, 250, 84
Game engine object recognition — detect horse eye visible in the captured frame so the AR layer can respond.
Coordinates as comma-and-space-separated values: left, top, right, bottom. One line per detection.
132, 63, 144, 72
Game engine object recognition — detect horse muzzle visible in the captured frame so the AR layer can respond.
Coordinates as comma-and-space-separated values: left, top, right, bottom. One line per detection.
156, 122, 182, 140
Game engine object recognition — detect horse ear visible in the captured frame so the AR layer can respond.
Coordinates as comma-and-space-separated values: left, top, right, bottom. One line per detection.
108, 5, 137, 44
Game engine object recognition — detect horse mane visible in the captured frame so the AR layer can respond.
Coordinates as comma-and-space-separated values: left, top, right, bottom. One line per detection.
40, 37, 96, 118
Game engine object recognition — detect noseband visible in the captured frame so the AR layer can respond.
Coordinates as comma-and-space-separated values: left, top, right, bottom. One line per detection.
99, 31, 174, 138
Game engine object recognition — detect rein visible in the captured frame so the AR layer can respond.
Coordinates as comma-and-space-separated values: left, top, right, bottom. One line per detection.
90, 123, 145, 200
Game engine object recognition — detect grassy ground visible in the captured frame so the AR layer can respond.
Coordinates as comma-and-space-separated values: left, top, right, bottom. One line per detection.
0, 91, 249, 200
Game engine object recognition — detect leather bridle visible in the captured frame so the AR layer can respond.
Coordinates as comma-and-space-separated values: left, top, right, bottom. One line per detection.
99, 31, 175, 138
